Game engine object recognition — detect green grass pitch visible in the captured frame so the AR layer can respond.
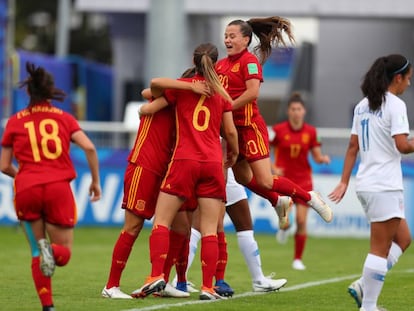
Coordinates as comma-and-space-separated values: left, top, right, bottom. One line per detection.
0, 226, 413, 311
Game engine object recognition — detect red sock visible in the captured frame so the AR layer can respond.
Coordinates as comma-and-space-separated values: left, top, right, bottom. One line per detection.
294, 234, 307, 260
150, 225, 170, 277
176, 235, 190, 283
273, 176, 311, 202
246, 176, 279, 206
51, 244, 71, 267
106, 230, 137, 288
164, 230, 187, 283
201, 235, 218, 289
31, 256, 53, 307
215, 232, 227, 281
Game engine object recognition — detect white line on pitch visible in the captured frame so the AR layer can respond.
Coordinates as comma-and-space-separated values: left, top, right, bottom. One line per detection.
121, 273, 361, 311
122, 269, 414, 311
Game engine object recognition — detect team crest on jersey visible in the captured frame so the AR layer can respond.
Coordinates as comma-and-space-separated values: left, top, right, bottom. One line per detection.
284, 134, 290, 141
231, 63, 240, 72
302, 133, 310, 144
136, 200, 145, 211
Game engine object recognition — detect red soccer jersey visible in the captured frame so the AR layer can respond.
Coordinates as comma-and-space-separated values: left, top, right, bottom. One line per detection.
215, 49, 263, 126
128, 104, 175, 176
163, 74, 232, 163
270, 121, 321, 190
1, 102, 80, 193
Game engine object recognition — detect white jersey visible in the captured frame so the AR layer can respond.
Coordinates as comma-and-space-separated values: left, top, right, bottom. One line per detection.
351, 92, 409, 192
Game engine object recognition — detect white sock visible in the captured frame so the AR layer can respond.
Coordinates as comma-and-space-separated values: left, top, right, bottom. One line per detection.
356, 242, 402, 291
187, 228, 201, 275
237, 230, 265, 283
361, 253, 387, 311
387, 242, 403, 270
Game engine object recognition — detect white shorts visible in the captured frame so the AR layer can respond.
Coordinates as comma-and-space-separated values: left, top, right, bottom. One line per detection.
356, 191, 405, 223
225, 169, 247, 206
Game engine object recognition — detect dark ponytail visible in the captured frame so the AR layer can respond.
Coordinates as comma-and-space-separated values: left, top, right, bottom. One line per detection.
228, 16, 295, 65
361, 54, 411, 111
19, 62, 66, 106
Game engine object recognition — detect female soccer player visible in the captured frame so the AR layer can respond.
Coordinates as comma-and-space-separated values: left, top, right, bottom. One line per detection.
102, 83, 208, 299
271, 92, 330, 270
0, 62, 101, 311
176, 168, 288, 294
329, 54, 413, 311
215, 17, 333, 234
130, 42, 239, 300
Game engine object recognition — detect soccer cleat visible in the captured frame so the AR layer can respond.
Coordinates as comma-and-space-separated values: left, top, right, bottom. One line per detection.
131, 274, 166, 298
275, 196, 293, 229
276, 229, 288, 245
214, 280, 234, 297
307, 191, 333, 223
348, 278, 363, 308
153, 283, 190, 298
360, 308, 387, 311
292, 259, 306, 270
253, 275, 287, 292
199, 286, 228, 300
38, 239, 55, 277
101, 286, 132, 299
186, 281, 199, 293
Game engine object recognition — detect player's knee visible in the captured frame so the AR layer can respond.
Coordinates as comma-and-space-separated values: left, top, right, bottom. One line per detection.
52, 244, 72, 266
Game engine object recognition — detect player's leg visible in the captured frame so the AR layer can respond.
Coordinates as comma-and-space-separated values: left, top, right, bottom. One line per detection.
157, 209, 191, 298
131, 192, 183, 298
41, 181, 77, 272
350, 218, 412, 309
359, 192, 402, 311
198, 197, 226, 300
292, 202, 308, 270
227, 198, 287, 292
21, 219, 55, 311
103, 164, 160, 298
232, 159, 293, 228
389, 219, 411, 268
234, 158, 331, 223
16, 185, 55, 311
102, 210, 143, 298
174, 210, 195, 290
360, 219, 398, 311
171, 208, 201, 292
214, 202, 235, 297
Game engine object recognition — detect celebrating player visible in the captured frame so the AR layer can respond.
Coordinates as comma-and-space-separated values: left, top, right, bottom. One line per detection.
0, 62, 101, 311
130, 42, 239, 300
215, 17, 333, 236
102, 79, 208, 299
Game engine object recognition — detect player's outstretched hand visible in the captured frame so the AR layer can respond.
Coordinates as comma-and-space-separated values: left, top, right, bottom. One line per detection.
328, 182, 347, 204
